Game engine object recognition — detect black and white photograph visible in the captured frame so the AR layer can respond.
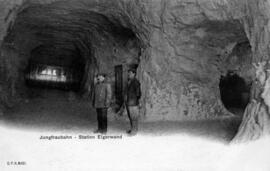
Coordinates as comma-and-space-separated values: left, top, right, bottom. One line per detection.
0, 0, 270, 170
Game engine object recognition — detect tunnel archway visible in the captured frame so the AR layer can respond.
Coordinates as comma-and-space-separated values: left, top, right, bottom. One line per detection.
0, 0, 143, 131
1, 1, 142, 98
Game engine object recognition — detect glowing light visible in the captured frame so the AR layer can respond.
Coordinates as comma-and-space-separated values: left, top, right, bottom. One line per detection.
29, 66, 68, 82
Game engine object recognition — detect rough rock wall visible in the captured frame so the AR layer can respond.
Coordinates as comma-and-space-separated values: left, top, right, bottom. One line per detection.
232, 0, 270, 142
221, 42, 253, 82
0, 0, 23, 45
0, 0, 268, 124
137, 0, 249, 121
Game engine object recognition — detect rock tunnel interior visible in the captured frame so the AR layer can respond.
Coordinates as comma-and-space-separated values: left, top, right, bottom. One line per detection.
0, 1, 256, 141
1, 2, 141, 99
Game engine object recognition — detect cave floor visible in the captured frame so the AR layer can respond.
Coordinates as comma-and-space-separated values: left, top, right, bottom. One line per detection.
0, 89, 254, 171
0, 88, 241, 143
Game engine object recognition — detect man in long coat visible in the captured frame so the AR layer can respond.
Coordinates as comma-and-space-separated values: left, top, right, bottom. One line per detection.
92, 73, 112, 134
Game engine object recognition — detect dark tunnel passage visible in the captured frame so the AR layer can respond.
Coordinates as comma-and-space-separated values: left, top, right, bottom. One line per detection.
1, 1, 141, 96
219, 72, 250, 116
0, 1, 142, 131
25, 44, 86, 91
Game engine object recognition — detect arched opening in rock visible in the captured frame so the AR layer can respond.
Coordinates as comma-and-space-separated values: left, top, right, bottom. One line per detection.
0, 1, 142, 130
219, 71, 250, 116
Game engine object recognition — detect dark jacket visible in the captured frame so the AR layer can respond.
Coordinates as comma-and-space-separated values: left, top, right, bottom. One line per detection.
125, 78, 141, 106
93, 82, 112, 108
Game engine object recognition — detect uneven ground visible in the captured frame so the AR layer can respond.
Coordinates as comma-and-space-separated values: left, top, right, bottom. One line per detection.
0, 88, 241, 143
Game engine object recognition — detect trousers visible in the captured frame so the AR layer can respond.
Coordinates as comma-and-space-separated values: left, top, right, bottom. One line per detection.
96, 108, 108, 131
126, 106, 139, 132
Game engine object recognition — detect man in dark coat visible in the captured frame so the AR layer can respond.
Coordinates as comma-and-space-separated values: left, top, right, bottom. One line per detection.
125, 69, 142, 136
92, 73, 112, 134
